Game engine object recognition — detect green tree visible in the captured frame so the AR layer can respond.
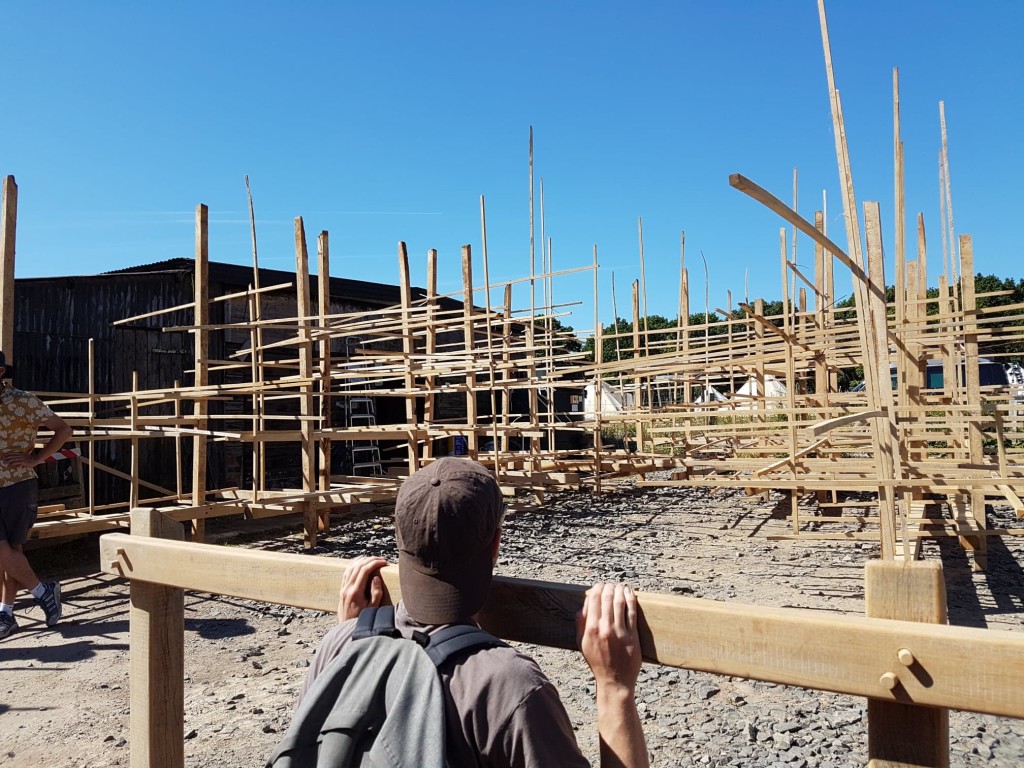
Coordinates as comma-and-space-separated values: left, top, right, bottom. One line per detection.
544, 316, 583, 355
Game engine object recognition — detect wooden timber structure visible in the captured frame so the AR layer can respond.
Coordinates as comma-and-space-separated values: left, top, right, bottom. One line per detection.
3, 8, 1024, 562
3, 184, 596, 546
7, 161, 1018, 562
2, 3, 1023, 766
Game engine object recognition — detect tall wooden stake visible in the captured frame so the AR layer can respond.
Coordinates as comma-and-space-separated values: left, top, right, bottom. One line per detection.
818, 0, 900, 559
480, 196, 502, 476
397, 241, 419, 474
424, 249, 438, 460
317, 231, 333, 531
245, 176, 265, 497
0, 176, 15, 369
961, 235, 986, 571
294, 217, 317, 548
592, 244, 602, 495
190, 204, 209, 542
462, 244, 479, 458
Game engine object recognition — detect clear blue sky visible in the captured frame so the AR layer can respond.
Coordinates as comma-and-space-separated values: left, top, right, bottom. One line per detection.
4, 2, 1022, 334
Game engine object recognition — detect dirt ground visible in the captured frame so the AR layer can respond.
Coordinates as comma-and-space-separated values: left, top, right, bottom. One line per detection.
2, 484, 1024, 767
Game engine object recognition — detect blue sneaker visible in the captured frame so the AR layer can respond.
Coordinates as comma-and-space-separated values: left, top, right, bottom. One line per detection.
34, 581, 62, 626
0, 611, 17, 639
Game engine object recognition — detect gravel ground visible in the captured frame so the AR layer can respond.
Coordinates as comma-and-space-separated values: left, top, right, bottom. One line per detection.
2, 481, 1023, 767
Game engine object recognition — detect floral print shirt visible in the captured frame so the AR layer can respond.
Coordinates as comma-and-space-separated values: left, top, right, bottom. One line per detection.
0, 385, 55, 488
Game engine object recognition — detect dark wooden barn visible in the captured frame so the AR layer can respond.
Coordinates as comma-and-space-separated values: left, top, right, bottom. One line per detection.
13, 258, 585, 510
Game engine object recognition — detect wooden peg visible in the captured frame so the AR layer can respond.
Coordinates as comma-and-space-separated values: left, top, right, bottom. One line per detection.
897, 648, 915, 666
879, 672, 899, 691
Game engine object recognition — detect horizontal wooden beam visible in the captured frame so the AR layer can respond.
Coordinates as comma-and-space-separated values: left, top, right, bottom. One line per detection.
808, 410, 885, 437
99, 533, 1024, 719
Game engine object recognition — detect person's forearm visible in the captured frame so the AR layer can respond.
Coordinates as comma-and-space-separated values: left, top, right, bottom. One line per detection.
34, 425, 73, 463
596, 683, 649, 768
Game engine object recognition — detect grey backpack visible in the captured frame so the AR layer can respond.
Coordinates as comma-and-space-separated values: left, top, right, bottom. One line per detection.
266, 606, 506, 768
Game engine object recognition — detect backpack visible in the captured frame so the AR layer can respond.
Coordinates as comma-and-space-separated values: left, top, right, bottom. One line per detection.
266, 605, 507, 768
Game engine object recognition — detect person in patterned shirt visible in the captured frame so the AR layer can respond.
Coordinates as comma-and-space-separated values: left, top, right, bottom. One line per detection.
0, 351, 73, 639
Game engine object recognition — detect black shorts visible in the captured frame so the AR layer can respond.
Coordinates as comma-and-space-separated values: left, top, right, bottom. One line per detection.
0, 479, 39, 546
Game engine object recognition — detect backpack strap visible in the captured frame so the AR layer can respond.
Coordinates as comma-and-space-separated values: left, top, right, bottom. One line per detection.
352, 605, 402, 640
353, 606, 506, 665
425, 623, 508, 667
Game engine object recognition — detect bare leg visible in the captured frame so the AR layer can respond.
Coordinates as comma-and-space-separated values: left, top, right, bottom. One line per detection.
0, 542, 40, 603
2, 570, 16, 604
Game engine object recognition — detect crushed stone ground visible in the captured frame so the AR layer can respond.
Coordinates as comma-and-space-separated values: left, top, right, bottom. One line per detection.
2, 482, 1023, 767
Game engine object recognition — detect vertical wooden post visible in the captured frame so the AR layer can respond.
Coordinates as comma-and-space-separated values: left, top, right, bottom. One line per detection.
917, 213, 928, 299
0, 176, 17, 372
500, 282, 513, 458
88, 338, 97, 515
130, 371, 140, 509
295, 218, 317, 548
960, 235, 986, 571
726, 290, 735, 412
129, 508, 185, 768
864, 201, 902, 559
823, 210, 838, 395
173, 381, 183, 500
527, 127, 540, 471
679, 248, 691, 469
245, 176, 266, 498
317, 231, 333, 531
893, 68, 906, 350
631, 280, 641, 452
246, 291, 263, 499
637, 216, 650, 367
423, 249, 438, 460
592, 244, 603, 495
865, 560, 949, 768
543, 235, 556, 457
754, 297, 766, 436
813, 211, 828, 410
397, 242, 419, 475
819, 0, 902, 560
480, 197, 503, 476
781, 229, 798, 525
940, 102, 958, 291
637, 219, 652, 449
893, 70, 915, 556
191, 204, 209, 542
461, 244, 479, 458
905, 260, 925, 549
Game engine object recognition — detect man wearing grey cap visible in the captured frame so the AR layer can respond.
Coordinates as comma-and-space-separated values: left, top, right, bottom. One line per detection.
0, 350, 73, 639
301, 457, 649, 767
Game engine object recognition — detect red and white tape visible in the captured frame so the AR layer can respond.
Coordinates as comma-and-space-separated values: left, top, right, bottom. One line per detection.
43, 446, 82, 463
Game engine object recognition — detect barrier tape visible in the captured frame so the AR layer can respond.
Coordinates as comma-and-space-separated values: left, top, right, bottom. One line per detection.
43, 446, 82, 463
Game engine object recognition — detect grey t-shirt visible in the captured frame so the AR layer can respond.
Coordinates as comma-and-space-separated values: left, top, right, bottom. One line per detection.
300, 601, 590, 768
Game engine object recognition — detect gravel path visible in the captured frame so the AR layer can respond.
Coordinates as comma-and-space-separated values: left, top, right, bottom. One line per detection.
2, 482, 1023, 767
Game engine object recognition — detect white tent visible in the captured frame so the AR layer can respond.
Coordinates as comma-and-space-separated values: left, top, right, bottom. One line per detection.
695, 384, 728, 411
584, 381, 630, 418
732, 375, 787, 410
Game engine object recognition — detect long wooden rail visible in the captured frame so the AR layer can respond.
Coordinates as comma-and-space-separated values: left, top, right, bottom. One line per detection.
101, 519, 1024, 768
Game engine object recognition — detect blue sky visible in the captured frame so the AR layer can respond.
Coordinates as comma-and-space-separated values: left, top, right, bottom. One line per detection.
4, 2, 1022, 334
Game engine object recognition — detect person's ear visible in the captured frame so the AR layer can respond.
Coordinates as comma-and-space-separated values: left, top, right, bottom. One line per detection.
491, 527, 501, 565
